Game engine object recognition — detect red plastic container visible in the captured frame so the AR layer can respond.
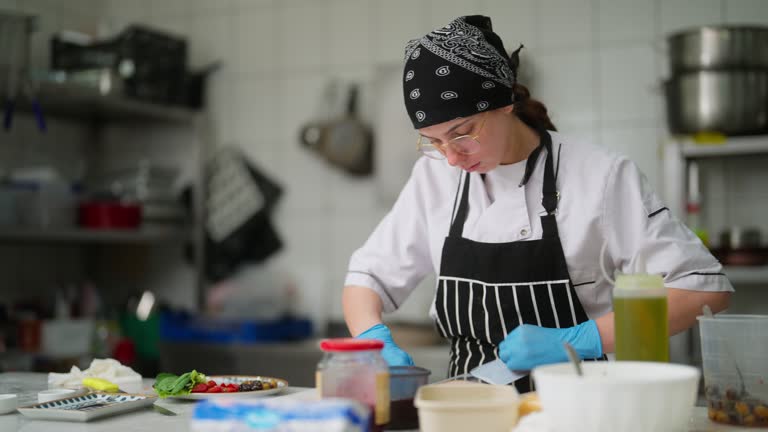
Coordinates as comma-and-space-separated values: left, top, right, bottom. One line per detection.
78, 201, 142, 229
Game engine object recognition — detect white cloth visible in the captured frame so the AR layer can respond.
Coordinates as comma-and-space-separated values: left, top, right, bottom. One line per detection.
345, 132, 733, 319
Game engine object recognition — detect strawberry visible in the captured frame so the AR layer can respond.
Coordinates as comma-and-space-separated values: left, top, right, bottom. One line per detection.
221, 387, 234, 393
207, 380, 217, 388
208, 385, 222, 393
191, 383, 208, 393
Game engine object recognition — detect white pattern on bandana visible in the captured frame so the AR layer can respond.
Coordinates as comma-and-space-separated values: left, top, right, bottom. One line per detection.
404, 17, 513, 88
436, 66, 450, 76
441, 91, 458, 100
410, 89, 421, 99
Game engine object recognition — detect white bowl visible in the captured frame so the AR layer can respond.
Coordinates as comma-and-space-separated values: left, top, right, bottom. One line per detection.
38, 388, 77, 403
0, 394, 18, 415
415, 382, 520, 432
532, 361, 700, 432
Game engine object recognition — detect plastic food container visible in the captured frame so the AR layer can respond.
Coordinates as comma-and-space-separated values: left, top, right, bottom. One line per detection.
532, 361, 699, 432
388, 366, 430, 430
415, 382, 519, 432
698, 314, 768, 427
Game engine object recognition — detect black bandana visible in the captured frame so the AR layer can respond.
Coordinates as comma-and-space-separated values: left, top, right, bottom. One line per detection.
402, 15, 523, 129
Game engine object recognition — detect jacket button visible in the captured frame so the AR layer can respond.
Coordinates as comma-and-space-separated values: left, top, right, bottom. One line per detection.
520, 228, 529, 237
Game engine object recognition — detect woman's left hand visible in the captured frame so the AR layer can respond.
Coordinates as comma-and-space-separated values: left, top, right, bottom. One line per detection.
498, 321, 603, 371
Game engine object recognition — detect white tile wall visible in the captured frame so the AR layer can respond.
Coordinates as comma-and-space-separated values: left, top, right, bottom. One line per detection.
597, 0, 655, 45
599, 43, 660, 123
86, 0, 768, 325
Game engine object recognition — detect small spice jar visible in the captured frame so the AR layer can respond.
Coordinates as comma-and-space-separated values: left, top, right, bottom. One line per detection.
317, 338, 390, 431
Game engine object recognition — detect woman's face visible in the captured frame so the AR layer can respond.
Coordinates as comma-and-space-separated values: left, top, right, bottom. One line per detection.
417, 105, 514, 174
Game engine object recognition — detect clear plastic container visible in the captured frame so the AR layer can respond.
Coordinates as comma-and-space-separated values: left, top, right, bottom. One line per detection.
698, 314, 768, 427
613, 273, 669, 362
389, 366, 430, 430
317, 338, 389, 431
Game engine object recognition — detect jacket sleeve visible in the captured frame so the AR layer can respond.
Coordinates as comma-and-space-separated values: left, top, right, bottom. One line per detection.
602, 157, 733, 293
344, 159, 435, 312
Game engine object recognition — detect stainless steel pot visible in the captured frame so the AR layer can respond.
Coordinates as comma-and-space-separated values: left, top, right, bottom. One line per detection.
664, 70, 768, 135
668, 26, 768, 72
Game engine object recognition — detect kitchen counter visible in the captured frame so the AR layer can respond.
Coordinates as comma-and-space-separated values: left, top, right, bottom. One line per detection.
0, 372, 762, 431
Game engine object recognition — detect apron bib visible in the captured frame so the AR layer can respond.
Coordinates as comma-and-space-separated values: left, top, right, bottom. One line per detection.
433, 129, 603, 393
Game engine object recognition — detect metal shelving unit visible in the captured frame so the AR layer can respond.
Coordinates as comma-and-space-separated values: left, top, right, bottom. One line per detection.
0, 226, 190, 244
2, 79, 210, 308
663, 135, 768, 286
19, 80, 196, 123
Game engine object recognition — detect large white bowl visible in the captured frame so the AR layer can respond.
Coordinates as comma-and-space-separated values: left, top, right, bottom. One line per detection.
532, 361, 700, 432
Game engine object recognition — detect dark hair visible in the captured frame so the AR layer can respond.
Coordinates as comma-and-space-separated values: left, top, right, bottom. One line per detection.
512, 84, 557, 131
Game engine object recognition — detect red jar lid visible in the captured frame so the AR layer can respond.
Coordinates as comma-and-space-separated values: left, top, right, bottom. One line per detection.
320, 338, 384, 352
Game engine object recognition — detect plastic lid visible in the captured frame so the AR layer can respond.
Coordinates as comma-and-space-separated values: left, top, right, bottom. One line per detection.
319, 338, 384, 352
614, 274, 665, 297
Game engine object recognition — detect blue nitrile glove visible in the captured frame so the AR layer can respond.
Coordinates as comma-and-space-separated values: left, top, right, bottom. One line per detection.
356, 323, 414, 366
498, 321, 603, 371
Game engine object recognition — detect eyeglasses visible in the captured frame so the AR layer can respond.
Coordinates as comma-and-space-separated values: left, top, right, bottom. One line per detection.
416, 115, 487, 160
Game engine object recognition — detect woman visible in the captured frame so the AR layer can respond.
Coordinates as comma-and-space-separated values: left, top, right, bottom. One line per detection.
342, 15, 732, 390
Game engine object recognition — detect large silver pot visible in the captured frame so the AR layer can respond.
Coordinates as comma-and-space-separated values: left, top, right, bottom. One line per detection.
668, 26, 768, 72
664, 70, 768, 135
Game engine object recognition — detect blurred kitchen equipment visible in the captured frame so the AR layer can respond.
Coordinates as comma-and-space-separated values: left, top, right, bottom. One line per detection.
40, 319, 94, 358
91, 162, 185, 225
51, 25, 188, 106
415, 382, 520, 432
389, 366, 431, 430
664, 70, 768, 135
301, 83, 373, 176
202, 147, 283, 281
532, 362, 700, 432
686, 160, 709, 246
720, 227, 761, 250
711, 227, 767, 266
668, 26, 768, 73
1, 10, 46, 132
698, 314, 768, 427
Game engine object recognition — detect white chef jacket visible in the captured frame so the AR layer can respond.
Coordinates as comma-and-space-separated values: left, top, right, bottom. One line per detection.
345, 132, 733, 320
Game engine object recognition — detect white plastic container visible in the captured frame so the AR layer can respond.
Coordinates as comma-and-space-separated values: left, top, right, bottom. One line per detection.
41, 319, 94, 358
698, 314, 768, 427
533, 361, 700, 432
414, 382, 519, 432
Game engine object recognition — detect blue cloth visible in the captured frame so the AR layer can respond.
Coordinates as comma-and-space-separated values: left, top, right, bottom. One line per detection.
498, 321, 603, 371
356, 323, 414, 366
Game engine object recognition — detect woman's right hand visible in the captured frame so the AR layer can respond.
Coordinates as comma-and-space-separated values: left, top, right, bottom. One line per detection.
356, 323, 414, 366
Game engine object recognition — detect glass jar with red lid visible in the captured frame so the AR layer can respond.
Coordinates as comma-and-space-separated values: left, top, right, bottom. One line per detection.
317, 338, 390, 431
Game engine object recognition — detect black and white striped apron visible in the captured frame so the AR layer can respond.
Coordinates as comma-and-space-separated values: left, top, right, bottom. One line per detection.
434, 129, 603, 393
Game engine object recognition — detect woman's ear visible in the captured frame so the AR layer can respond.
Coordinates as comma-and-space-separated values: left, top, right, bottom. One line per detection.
500, 104, 515, 114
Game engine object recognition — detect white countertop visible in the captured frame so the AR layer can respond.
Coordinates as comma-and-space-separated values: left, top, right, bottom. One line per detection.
0, 372, 761, 432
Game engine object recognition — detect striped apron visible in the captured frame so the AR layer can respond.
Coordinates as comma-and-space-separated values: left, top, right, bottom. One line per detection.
434, 129, 603, 393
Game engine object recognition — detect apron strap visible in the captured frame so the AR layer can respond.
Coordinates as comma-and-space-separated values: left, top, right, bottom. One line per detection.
449, 172, 471, 238
449, 129, 559, 238
540, 130, 558, 215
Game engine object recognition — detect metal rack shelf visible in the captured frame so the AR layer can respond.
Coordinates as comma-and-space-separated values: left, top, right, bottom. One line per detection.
723, 266, 768, 285
0, 225, 190, 245
9, 80, 197, 123
678, 135, 768, 159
